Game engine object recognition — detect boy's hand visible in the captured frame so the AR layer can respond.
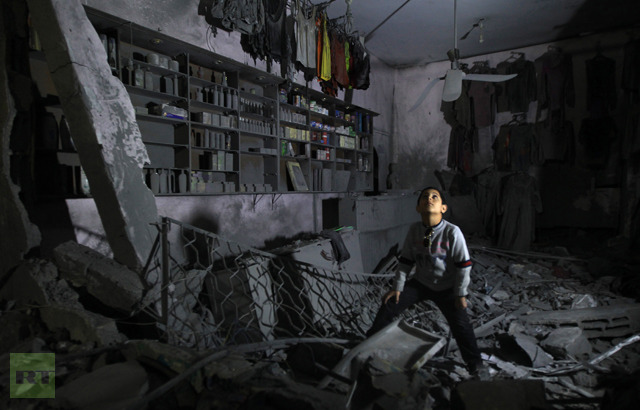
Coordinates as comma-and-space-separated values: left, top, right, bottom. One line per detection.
384, 290, 401, 304
455, 296, 468, 310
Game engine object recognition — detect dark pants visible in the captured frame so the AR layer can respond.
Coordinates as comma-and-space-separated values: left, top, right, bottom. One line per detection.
366, 279, 482, 368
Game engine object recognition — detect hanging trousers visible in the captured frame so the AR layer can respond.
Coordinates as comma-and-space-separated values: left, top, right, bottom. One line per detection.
366, 279, 482, 368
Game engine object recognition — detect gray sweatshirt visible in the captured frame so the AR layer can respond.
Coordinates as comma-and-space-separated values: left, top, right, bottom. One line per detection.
395, 219, 472, 296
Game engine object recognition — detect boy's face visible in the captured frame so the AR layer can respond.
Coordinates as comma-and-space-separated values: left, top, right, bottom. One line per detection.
416, 189, 448, 216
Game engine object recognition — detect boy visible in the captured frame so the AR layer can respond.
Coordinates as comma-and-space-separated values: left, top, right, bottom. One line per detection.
366, 187, 484, 375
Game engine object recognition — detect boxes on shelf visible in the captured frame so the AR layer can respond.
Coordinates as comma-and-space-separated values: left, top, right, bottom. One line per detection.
223, 181, 235, 192
339, 135, 356, 149
150, 103, 187, 119
225, 152, 234, 171
134, 106, 148, 115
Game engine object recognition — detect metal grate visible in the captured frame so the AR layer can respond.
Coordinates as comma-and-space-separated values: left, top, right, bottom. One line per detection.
138, 217, 439, 350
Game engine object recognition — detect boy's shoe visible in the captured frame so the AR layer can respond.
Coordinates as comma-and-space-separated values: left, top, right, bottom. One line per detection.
469, 362, 491, 381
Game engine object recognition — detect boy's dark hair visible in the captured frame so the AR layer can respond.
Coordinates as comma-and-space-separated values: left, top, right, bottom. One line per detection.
417, 186, 447, 206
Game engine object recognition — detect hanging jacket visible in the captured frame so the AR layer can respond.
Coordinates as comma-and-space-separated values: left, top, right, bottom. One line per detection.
200, 0, 264, 35
265, 0, 286, 62
349, 36, 370, 90
331, 31, 349, 87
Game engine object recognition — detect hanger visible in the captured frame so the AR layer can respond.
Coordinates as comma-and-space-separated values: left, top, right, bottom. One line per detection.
507, 113, 526, 125
503, 51, 524, 64
470, 60, 491, 74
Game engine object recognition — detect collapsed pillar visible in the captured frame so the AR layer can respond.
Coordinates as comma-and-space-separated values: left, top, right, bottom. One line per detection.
27, 0, 158, 270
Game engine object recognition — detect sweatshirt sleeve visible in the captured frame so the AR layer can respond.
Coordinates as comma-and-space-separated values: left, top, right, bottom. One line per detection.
394, 224, 416, 292
451, 227, 472, 296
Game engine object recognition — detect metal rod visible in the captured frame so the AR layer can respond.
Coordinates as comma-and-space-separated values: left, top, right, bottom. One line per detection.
364, 0, 413, 42
454, 0, 458, 52
161, 216, 170, 339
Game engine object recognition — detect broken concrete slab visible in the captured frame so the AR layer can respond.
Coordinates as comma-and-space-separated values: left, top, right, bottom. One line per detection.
522, 304, 640, 338
541, 327, 592, 359
513, 332, 554, 368
317, 319, 445, 389
27, 0, 158, 270
51, 361, 148, 410
54, 241, 144, 312
0, 258, 83, 310
39, 304, 126, 346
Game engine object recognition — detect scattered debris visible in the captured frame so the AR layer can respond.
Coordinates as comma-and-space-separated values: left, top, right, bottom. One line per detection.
1, 231, 639, 409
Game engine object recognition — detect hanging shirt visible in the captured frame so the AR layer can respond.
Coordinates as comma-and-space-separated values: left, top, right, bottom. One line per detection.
535, 50, 575, 118
318, 13, 331, 81
331, 32, 349, 87
349, 36, 370, 90
265, 0, 286, 62
507, 58, 537, 114
585, 53, 617, 115
467, 81, 495, 128
497, 172, 543, 251
295, 1, 316, 69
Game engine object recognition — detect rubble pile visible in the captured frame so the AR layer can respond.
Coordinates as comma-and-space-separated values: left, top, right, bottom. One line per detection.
0, 238, 639, 409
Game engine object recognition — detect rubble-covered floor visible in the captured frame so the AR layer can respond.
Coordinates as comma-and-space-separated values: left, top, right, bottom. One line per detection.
1, 227, 639, 410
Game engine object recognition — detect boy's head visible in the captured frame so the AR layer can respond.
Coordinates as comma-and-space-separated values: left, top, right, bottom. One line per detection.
416, 186, 448, 216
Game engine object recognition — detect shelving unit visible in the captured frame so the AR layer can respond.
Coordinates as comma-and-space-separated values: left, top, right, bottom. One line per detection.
51, 6, 378, 196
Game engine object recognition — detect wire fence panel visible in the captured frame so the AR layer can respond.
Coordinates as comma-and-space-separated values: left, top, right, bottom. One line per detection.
139, 217, 436, 351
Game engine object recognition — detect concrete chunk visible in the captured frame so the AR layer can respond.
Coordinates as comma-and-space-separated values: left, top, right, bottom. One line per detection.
541, 327, 592, 359
0, 258, 82, 309
39, 305, 126, 346
54, 241, 144, 312
522, 304, 640, 338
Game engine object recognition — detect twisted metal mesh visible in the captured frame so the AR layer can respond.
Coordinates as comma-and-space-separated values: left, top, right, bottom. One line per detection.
138, 217, 441, 350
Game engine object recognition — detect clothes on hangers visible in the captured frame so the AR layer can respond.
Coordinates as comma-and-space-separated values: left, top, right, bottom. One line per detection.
586, 52, 617, 115
494, 54, 523, 113
473, 166, 502, 238
578, 115, 617, 170
348, 36, 370, 90
535, 114, 575, 164
295, 0, 316, 70
467, 81, 495, 127
535, 48, 575, 117
448, 122, 475, 176
316, 12, 332, 81
496, 172, 543, 251
506, 57, 537, 114
330, 29, 349, 87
